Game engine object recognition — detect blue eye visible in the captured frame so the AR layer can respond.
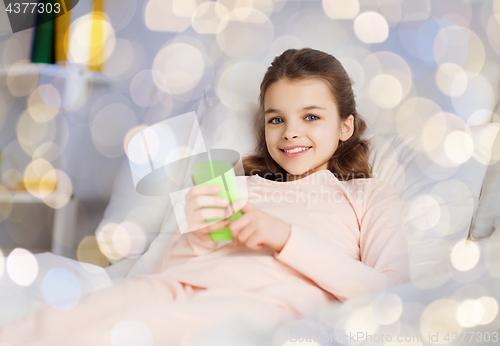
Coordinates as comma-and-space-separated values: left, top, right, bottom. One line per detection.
269, 117, 283, 124
305, 114, 319, 121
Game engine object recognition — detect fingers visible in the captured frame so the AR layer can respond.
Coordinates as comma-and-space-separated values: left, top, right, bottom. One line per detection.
190, 219, 231, 241
186, 184, 222, 200
185, 187, 229, 218
245, 233, 265, 250
233, 222, 255, 244
199, 206, 232, 221
229, 219, 265, 250
229, 213, 252, 241
185, 185, 230, 232
194, 219, 230, 234
192, 195, 230, 209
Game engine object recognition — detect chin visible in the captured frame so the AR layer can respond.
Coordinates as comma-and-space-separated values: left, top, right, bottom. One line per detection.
282, 167, 309, 176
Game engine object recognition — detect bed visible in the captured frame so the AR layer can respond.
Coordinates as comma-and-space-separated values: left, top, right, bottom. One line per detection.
2, 86, 499, 345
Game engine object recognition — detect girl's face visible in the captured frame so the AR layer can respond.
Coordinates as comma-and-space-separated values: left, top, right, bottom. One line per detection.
264, 78, 354, 181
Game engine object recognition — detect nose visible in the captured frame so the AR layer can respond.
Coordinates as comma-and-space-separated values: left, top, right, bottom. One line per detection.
282, 124, 301, 140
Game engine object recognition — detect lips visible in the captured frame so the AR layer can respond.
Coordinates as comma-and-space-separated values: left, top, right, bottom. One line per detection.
280, 146, 312, 157
280, 146, 312, 152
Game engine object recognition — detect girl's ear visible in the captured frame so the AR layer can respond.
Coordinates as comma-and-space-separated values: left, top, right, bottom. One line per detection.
340, 115, 355, 141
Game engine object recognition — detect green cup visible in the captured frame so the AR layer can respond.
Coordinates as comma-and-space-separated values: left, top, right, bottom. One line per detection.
192, 160, 242, 241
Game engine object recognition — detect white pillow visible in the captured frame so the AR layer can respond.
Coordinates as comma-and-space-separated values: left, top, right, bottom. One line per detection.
95, 157, 170, 277
368, 123, 500, 286
469, 123, 500, 239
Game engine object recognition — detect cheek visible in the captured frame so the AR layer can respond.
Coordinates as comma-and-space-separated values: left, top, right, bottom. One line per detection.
265, 129, 278, 148
313, 127, 339, 152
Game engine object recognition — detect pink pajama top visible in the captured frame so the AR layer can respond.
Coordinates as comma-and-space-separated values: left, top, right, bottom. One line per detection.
154, 169, 410, 317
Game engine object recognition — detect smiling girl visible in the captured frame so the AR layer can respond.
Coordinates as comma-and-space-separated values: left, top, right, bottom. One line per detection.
0, 48, 410, 345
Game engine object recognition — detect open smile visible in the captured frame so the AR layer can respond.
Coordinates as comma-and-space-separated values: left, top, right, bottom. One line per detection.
279, 146, 312, 157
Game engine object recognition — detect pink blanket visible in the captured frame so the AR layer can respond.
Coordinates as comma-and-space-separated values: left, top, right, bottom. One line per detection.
0, 170, 409, 345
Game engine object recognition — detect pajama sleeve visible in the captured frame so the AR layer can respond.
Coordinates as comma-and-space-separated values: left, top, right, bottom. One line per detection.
153, 223, 220, 273
273, 182, 410, 302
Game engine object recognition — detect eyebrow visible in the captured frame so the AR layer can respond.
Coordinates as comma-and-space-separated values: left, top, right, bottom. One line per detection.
264, 105, 327, 116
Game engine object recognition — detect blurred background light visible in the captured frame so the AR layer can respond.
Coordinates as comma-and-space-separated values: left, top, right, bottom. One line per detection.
6, 248, 38, 286
354, 11, 389, 43
41, 267, 82, 311
322, 0, 360, 19
216, 8, 274, 58
152, 43, 206, 95
451, 241, 480, 272
192, 1, 229, 34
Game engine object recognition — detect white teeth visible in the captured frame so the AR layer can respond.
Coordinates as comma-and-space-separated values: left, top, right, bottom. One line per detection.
283, 147, 310, 153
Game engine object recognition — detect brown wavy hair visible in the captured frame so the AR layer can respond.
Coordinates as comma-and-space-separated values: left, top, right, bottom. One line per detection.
242, 48, 372, 182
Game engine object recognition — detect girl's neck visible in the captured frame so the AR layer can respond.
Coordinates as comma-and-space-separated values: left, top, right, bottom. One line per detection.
286, 168, 328, 182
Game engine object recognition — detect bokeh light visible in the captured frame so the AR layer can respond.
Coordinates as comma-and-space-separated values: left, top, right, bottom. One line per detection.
6, 61, 39, 97
475, 296, 499, 325
23, 158, 57, 199
435, 63, 468, 97
192, 1, 229, 34
322, 0, 360, 19
354, 12, 389, 43
27, 86, 60, 122
16, 109, 57, 157
6, 248, 38, 286
407, 195, 441, 231
451, 240, 480, 272
216, 8, 274, 58
111, 221, 147, 258
77, 235, 110, 268
395, 97, 441, 140
152, 43, 205, 95
96, 222, 123, 261
444, 130, 474, 165
487, 14, 500, 56
216, 59, 265, 111
144, 0, 192, 32
345, 306, 379, 337
42, 267, 82, 310
338, 57, 365, 91
371, 293, 403, 325
420, 299, 462, 339
68, 14, 116, 66
32, 142, 64, 163
456, 298, 482, 328
42, 169, 73, 209
369, 74, 403, 109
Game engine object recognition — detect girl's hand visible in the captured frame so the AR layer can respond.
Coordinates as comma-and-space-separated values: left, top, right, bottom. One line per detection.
184, 184, 233, 242
228, 201, 291, 252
